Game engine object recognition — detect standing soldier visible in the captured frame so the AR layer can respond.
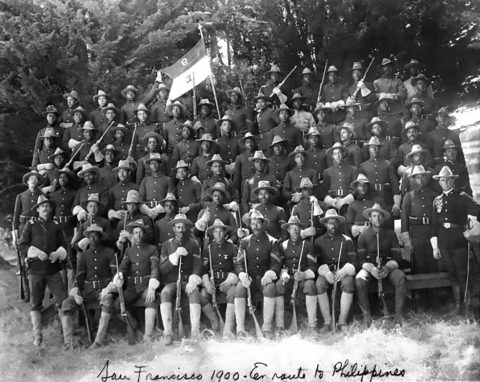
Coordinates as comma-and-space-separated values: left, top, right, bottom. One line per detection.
63, 106, 87, 150
400, 144, 435, 195
60, 90, 81, 127
107, 159, 138, 215
32, 127, 58, 174
224, 87, 254, 136
364, 117, 397, 161
355, 203, 406, 324
215, 115, 241, 171
315, 209, 357, 332
344, 61, 375, 115
258, 64, 287, 109
90, 90, 110, 128
60, 224, 116, 349
136, 132, 167, 184
72, 163, 109, 219
131, 103, 160, 159
119, 84, 157, 124
159, 214, 203, 344
150, 81, 170, 129
98, 103, 122, 146
289, 93, 316, 136
200, 219, 240, 338
403, 97, 435, 142
171, 120, 199, 169
373, 58, 406, 116
173, 160, 202, 223
276, 216, 318, 334
194, 99, 218, 140
235, 210, 282, 338
267, 136, 292, 192
233, 133, 257, 200
200, 154, 238, 203
115, 219, 161, 341
190, 133, 218, 182
403, 59, 435, 99
154, 193, 178, 247
33, 105, 63, 156
430, 167, 480, 315
319, 65, 346, 124
163, 101, 187, 156
434, 140, 471, 195
314, 104, 339, 150
271, 104, 303, 154
70, 121, 104, 166
255, 93, 278, 152
294, 67, 318, 109
98, 144, 119, 189
19, 195, 68, 346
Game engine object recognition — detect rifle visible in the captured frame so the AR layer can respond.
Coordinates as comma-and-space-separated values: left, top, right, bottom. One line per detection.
116, 214, 137, 344
376, 233, 390, 317
242, 243, 263, 339
13, 230, 30, 302
64, 141, 85, 170
315, 60, 328, 109
176, 256, 186, 339
208, 242, 225, 332
288, 240, 305, 334
127, 122, 138, 159
331, 240, 343, 332
351, 57, 375, 99
268, 66, 298, 98
73, 120, 115, 170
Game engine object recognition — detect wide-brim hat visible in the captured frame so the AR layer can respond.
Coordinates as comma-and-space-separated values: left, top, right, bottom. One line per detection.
364, 136, 383, 147
166, 101, 186, 115
145, 153, 162, 165
226, 87, 243, 98
121, 85, 139, 98
301, 67, 313, 75
367, 117, 388, 130
351, 62, 363, 71
197, 133, 214, 143
432, 166, 459, 180
93, 90, 110, 102
218, 115, 233, 124
253, 181, 277, 195
77, 164, 99, 177
405, 97, 424, 108
313, 103, 332, 114
442, 139, 457, 151
173, 160, 190, 171
83, 224, 105, 237
281, 215, 305, 230
43, 105, 60, 116
48, 147, 68, 161
181, 120, 195, 133
121, 190, 143, 204
289, 145, 307, 157
320, 209, 345, 224
412, 74, 430, 86
207, 183, 231, 200
206, 154, 227, 166
240, 132, 256, 142
402, 121, 420, 136
81, 193, 103, 209
254, 93, 270, 102
134, 103, 150, 114
306, 126, 321, 136
363, 203, 391, 221
31, 195, 55, 211
63, 90, 80, 102
291, 93, 306, 102
275, 104, 295, 118
267, 64, 282, 74
79, 121, 98, 131
102, 144, 119, 155
112, 160, 132, 172
405, 144, 428, 159
111, 123, 127, 134
376, 95, 395, 106
197, 99, 215, 108
404, 59, 420, 70
327, 65, 338, 73
381, 58, 392, 66
407, 165, 431, 178
168, 213, 193, 227
104, 103, 119, 113
58, 167, 75, 179
161, 193, 177, 205
141, 131, 165, 148
350, 174, 370, 188
40, 127, 58, 139
270, 135, 288, 147
206, 219, 232, 234
72, 106, 87, 118
339, 123, 356, 138
243, 210, 270, 226
22, 170, 46, 186
327, 142, 346, 155
127, 219, 148, 232
248, 150, 270, 162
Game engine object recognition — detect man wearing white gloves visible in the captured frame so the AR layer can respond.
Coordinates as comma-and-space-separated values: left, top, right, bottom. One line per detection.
18, 195, 68, 346
314, 209, 357, 332
234, 210, 282, 339
60, 224, 116, 349
72, 162, 109, 218
159, 214, 203, 344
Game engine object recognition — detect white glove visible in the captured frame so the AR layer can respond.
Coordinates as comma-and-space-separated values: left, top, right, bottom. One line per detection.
90, 143, 100, 154
294, 271, 306, 281
280, 270, 290, 283
325, 271, 335, 284
334, 268, 346, 282
155, 70, 163, 83
113, 272, 123, 288
219, 272, 239, 293
239, 272, 252, 288
324, 195, 338, 208
185, 274, 202, 294
152, 204, 165, 214
202, 274, 215, 295
237, 228, 249, 239
37, 163, 54, 171
430, 237, 441, 259
169, 247, 188, 266
272, 87, 281, 95
362, 262, 375, 273
60, 122, 73, 129
311, 199, 323, 216
41, 185, 56, 194
27, 246, 48, 260
318, 264, 330, 276
179, 206, 190, 214
108, 209, 122, 220
195, 210, 211, 231
224, 201, 239, 212
300, 226, 316, 239
100, 282, 117, 300
73, 205, 87, 220
118, 229, 130, 243
69, 287, 83, 305
148, 278, 160, 291
261, 270, 277, 286
351, 225, 367, 238
341, 263, 356, 276
356, 80, 365, 89
291, 192, 303, 204
385, 260, 399, 272
191, 176, 201, 184
68, 139, 81, 149
78, 237, 90, 251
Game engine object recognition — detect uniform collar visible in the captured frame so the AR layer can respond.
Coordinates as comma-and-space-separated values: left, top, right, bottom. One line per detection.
443, 188, 454, 196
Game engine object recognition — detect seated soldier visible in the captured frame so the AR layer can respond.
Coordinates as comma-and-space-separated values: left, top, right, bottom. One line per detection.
33, 105, 63, 156
98, 103, 122, 146
255, 93, 279, 152
235, 210, 282, 339
200, 219, 240, 338
305, 126, 328, 185
42, 147, 69, 190
336, 123, 363, 167
61, 90, 81, 127
315, 209, 357, 332
396, 121, 431, 170
71, 121, 104, 166
111, 124, 131, 161
159, 214, 203, 344
403, 97, 434, 142
363, 117, 397, 161
277, 216, 318, 335
61, 224, 116, 349
62, 106, 87, 150
355, 203, 406, 324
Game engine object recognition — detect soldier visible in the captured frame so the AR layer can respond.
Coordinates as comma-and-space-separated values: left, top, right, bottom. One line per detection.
224, 87, 254, 136
171, 120, 199, 169
163, 100, 187, 155
216, 115, 241, 171
107, 160, 138, 215
396, 121, 431, 170
42, 147, 69, 189
255, 93, 279, 152
375, 95, 403, 140
137, 153, 174, 220
410, 74, 436, 115
355, 203, 406, 323
200, 219, 240, 337
400, 144, 435, 195
363, 117, 397, 161
314, 103, 339, 150
430, 166, 480, 314
72, 163, 109, 219
200, 154, 238, 203
131, 103, 160, 159
373, 58, 406, 116
336, 123, 363, 168
194, 99, 218, 139
159, 214, 203, 344
343, 98, 369, 144
99, 103, 122, 146
154, 193, 178, 247
267, 135, 292, 189
60, 224, 116, 349
136, 131, 167, 184
150, 81, 170, 128
323, 143, 358, 213
294, 67, 318, 109
98, 144, 119, 189
12, 170, 45, 249
111, 123, 132, 161
258, 64, 288, 109
33, 105, 63, 156
403, 59, 435, 99
305, 126, 328, 185
235, 210, 282, 338
114, 219, 161, 341
190, 133, 218, 182
32, 127, 59, 170
289, 93, 316, 135
359, 137, 401, 215
119, 84, 157, 124
434, 140, 471, 195
315, 209, 357, 331
19, 195, 68, 346
60, 90, 81, 127
344, 61, 376, 114
71, 121, 104, 166
63, 106, 87, 149
233, 133, 257, 198
276, 215, 317, 334
403, 96, 435, 142
89, 90, 110, 128
173, 160, 202, 223
271, 104, 303, 154
319, 65, 346, 124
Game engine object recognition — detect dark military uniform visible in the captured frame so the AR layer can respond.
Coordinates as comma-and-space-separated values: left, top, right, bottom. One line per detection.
344, 115, 369, 143
73, 183, 109, 217
267, 153, 292, 185
341, 141, 364, 168
115, 212, 153, 244
201, 175, 237, 203
283, 166, 318, 202
108, 180, 139, 211
345, 197, 383, 238
51, 186, 77, 267
305, 147, 327, 182
256, 107, 279, 151
253, 203, 288, 240
198, 205, 238, 243
98, 163, 117, 189
320, 81, 347, 123
434, 160, 472, 195
315, 122, 339, 149
174, 178, 202, 223
224, 104, 254, 136
196, 116, 218, 140
172, 138, 200, 167
400, 164, 436, 195
120, 100, 141, 124
233, 152, 255, 196
89, 107, 107, 128
190, 153, 214, 182
359, 158, 399, 208
63, 123, 84, 147
13, 188, 43, 235
138, 173, 174, 208
427, 128, 463, 165
271, 122, 303, 154
32, 146, 56, 169
33, 125, 63, 155
72, 215, 112, 250
323, 163, 358, 198
242, 173, 277, 211
396, 141, 431, 167
294, 83, 318, 109
154, 214, 175, 247
162, 118, 186, 155
216, 135, 240, 165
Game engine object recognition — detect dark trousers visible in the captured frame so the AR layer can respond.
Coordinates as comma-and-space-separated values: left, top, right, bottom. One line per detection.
29, 272, 67, 311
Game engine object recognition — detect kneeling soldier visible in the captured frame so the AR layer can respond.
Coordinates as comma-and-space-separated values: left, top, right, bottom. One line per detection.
19, 195, 68, 346
315, 209, 357, 332
355, 203, 406, 323
277, 216, 317, 334
61, 224, 116, 349
235, 210, 282, 338
159, 214, 203, 344
201, 219, 240, 338
114, 219, 161, 341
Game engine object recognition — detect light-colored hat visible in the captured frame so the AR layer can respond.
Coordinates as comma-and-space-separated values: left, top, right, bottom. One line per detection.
248, 150, 270, 162
301, 67, 313, 75
166, 100, 186, 115
407, 165, 431, 178
289, 145, 307, 157
134, 103, 150, 114
270, 135, 288, 147
281, 215, 305, 230
363, 202, 391, 220
145, 153, 162, 165
63, 90, 80, 102
253, 180, 277, 195
102, 144, 119, 154
254, 93, 269, 102
218, 114, 233, 123
112, 160, 131, 172
207, 219, 231, 234
275, 104, 295, 118
367, 117, 388, 130
405, 144, 428, 159
320, 209, 345, 224
306, 126, 321, 136
23, 170, 45, 186
31, 195, 55, 210
351, 62, 363, 71
208, 182, 231, 200
81, 193, 103, 208
403, 120, 420, 134
83, 224, 104, 237
121, 85, 139, 97
267, 64, 282, 74
141, 131, 165, 148
327, 65, 338, 73
93, 90, 110, 102
198, 98, 215, 108
432, 166, 459, 180
182, 120, 195, 133
291, 92, 306, 102
79, 121, 97, 131
206, 154, 227, 166
404, 59, 420, 70
350, 173, 370, 188
442, 139, 457, 151
127, 219, 148, 232
43, 105, 59, 116
121, 190, 143, 204
405, 96, 424, 108
364, 136, 382, 147
412, 74, 430, 86
77, 163, 99, 177
197, 133, 214, 142
104, 103, 119, 113
48, 147, 67, 161
168, 213, 193, 227
340, 122, 355, 137
244, 209, 270, 225
240, 132, 256, 142
40, 127, 58, 139
299, 177, 314, 189
161, 193, 177, 204
72, 106, 87, 118
173, 160, 190, 171
327, 142, 346, 154
381, 58, 392, 66
226, 87, 243, 98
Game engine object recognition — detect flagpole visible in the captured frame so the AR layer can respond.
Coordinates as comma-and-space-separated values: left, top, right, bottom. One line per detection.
198, 23, 222, 119
192, 72, 197, 121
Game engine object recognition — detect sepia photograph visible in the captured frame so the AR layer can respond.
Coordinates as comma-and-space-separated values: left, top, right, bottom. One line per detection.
0, 0, 479, 381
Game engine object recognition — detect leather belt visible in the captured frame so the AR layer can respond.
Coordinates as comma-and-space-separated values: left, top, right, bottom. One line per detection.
328, 188, 345, 197
409, 216, 430, 225
441, 223, 463, 229
374, 183, 390, 191
148, 200, 160, 208
85, 279, 108, 289
352, 139, 366, 146
54, 215, 73, 224
128, 275, 150, 284
20, 215, 35, 223
212, 271, 227, 280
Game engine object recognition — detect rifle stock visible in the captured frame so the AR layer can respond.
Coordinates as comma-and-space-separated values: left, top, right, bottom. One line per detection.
208, 242, 225, 332
242, 246, 263, 339
315, 60, 328, 109
351, 57, 375, 99
376, 233, 390, 317
331, 240, 343, 332
176, 256, 186, 339
268, 65, 297, 98
288, 240, 305, 334
14, 231, 30, 302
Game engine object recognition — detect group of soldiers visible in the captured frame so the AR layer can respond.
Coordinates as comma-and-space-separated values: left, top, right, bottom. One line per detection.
12, 57, 480, 350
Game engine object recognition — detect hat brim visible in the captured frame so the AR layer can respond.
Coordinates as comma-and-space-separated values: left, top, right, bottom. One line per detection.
83, 229, 104, 237
432, 174, 459, 180
244, 214, 270, 226
226, 89, 244, 98
112, 165, 131, 172
48, 151, 67, 161
63, 93, 80, 102
408, 170, 431, 178
145, 157, 162, 165
206, 158, 226, 166
404, 62, 420, 70
121, 88, 139, 97
350, 179, 370, 188
134, 108, 150, 114
405, 149, 427, 159
23, 172, 46, 186
43, 109, 60, 116
198, 102, 215, 108
253, 186, 277, 195
275, 108, 295, 118
168, 218, 193, 227
248, 156, 270, 162
196, 137, 214, 143
77, 166, 99, 178
289, 150, 307, 157
173, 164, 190, 171
57, 168, 75, 179
121, 199, 143, 205
93, 93, 110, 102
402, 125, 420, 136
127, 222, 148, 232
327, 145, 346, 154
141, 133, 165, 148
81, 199, 104, 209
320, 215, 345, 224
367, 120, 387, 130
412, 78, 430, 86
254, 95, 270, 102
362, 207, 391, 221
207, 224, 231, 234
405, 100, 424, 108
208, 187, 231, 200
31, 199, 55, 211
161, 197, 177, 205
270, 139, 287, 147
281, 221, 306, 230
104, 106, 119, 114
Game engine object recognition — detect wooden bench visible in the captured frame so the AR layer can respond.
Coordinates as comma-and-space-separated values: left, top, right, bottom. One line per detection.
405, 271, 453, 312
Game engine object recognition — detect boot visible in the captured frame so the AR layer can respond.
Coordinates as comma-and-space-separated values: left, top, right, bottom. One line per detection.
202, 303, 219, 332
275, 296, 285, 332
305, 295, 318, 329
262, 297, 275, 338
61, 313, 75, 349
338, 292, 353, 329
143, 307, 157, 341
30, 311, 42, 346
160, 302, 173, 345
317, 293, 331, 333
222, 303, 235, 339
452, 285, 462, 316
90, 312, 111, 349
234, 298, 247, 336
189, 303, 202, 340
355, 278, 372, 325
